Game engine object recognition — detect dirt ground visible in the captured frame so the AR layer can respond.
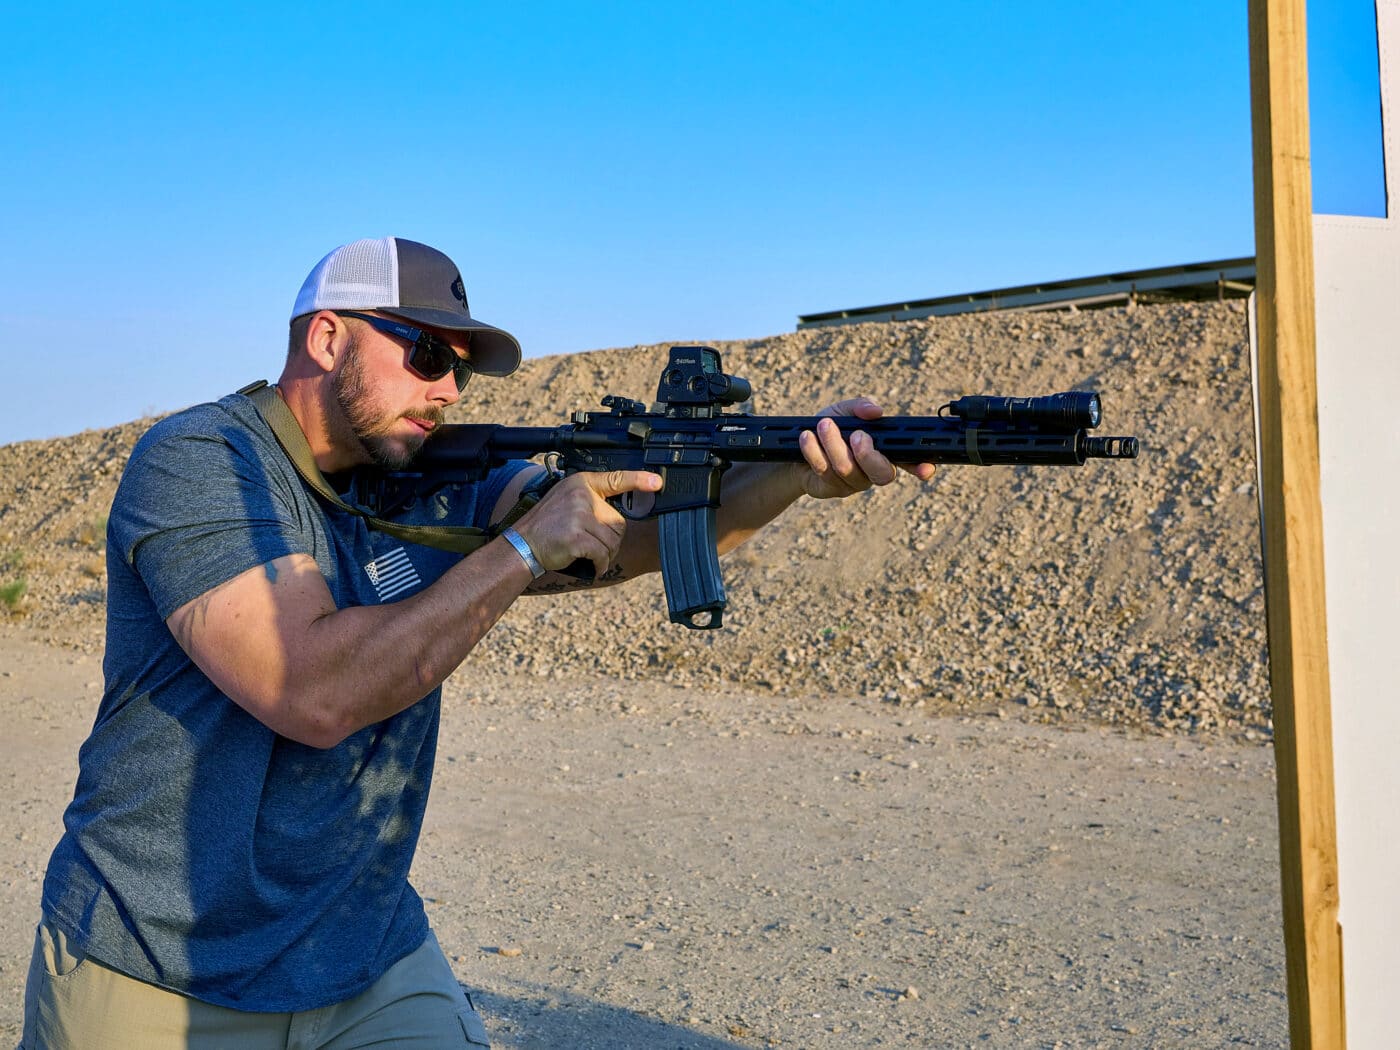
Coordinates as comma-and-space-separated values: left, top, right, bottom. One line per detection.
0, 300, 1289, 1046
0, 627, 1287, 1049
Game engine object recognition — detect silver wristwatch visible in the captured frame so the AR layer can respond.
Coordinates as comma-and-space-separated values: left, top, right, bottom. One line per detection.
501, 527, 547, 579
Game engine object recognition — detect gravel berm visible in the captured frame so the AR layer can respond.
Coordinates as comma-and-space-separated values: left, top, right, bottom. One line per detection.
0, 301, 1287, 1047
0, 300, 1268, 738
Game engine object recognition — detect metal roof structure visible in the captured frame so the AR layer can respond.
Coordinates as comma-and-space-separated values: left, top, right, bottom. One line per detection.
795, 257, 1256, 330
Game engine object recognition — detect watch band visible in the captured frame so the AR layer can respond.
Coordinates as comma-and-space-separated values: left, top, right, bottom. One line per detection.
501, 527, 547, 579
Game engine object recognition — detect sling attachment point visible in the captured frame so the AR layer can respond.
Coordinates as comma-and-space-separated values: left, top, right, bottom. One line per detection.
964, 424, 984, 466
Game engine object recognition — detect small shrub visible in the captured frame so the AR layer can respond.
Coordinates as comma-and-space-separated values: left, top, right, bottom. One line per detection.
0, 578, 28, 613
75, 516, 108, 549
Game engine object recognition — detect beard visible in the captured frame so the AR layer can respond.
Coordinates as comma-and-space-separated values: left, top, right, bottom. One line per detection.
332, 334, 444, 469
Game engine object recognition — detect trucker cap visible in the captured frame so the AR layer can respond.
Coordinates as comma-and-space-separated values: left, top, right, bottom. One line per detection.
291, 237, 521, 377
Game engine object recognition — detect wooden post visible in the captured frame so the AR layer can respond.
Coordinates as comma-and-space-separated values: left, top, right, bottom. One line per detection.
1247, 0, 1346, 1046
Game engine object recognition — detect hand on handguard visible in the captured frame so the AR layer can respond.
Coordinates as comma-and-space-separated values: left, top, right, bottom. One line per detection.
796, 398, 937, 500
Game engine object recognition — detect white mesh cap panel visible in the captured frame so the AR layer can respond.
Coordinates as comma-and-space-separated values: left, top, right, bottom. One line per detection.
290, 237, 401, 318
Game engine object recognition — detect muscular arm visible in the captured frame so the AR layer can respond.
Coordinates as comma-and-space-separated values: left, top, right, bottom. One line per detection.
167, 539, 534, 749
167, 469, 662, 749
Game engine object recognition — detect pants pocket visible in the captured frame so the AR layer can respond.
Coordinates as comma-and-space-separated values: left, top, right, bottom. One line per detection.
21, 924, 44, 1048
22, 920, 93, 1050
456, 1003, 491, 1047
38, 921, 88, 981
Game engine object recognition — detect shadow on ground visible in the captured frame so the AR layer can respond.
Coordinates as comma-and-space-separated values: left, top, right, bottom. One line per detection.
470, 985, 749, 1050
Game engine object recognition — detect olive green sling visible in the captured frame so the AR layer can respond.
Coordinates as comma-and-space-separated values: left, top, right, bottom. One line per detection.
238, 381, 543, 554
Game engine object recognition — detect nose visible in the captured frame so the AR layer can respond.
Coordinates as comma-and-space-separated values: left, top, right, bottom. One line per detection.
429, 368, 462, 407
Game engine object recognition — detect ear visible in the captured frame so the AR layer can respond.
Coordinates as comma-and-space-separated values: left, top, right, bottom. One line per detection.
303, 311, 348, 375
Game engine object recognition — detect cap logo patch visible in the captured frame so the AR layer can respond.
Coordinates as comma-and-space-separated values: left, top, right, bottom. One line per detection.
451, 276, 469, 311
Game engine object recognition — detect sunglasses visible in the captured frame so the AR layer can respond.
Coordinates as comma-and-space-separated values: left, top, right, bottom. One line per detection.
337, 311, 474, 391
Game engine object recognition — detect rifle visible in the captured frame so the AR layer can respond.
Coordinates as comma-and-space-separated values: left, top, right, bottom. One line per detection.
367, 345, 1138, 629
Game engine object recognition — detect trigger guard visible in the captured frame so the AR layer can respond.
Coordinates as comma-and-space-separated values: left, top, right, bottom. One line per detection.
613, 489, 656, 520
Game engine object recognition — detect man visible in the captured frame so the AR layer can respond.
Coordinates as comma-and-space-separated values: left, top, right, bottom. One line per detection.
23, 237, 934, 1048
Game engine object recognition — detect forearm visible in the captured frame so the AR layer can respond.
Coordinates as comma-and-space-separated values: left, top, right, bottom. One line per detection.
172, 538, 536, 749
712, 461, 809, 553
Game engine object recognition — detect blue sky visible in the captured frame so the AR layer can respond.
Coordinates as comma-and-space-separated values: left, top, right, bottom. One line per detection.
0, 1, 1385, 445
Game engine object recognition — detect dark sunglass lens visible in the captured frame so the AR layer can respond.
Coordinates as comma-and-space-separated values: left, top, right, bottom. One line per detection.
410, 336, 455, 380
411, 335, 473, 391
452, 358, 474, 391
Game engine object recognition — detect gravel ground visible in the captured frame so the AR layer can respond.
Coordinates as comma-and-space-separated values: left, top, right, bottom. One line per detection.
0, 631, 1286, 1049
0, 301, 1288, 1046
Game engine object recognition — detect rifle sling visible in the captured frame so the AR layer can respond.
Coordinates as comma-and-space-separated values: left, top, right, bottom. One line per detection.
239, 380, 542, 555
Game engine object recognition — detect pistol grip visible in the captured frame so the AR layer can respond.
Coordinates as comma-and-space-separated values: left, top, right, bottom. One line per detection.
658, 506, 726, 629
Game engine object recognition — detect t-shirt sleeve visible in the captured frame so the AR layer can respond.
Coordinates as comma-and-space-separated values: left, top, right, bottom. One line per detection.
398, 458, 538, 533
470, 459, 537, 530
112, 430, 312, 620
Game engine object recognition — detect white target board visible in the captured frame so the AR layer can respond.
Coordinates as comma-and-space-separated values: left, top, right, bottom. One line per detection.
1312, 1, 1400, 1041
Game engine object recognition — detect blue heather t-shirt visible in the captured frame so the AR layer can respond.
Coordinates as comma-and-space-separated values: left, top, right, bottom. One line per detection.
41, 392, 529, 1012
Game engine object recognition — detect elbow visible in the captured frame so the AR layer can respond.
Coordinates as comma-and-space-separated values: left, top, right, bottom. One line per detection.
223, 637, 443, 750
295, 718, 353, 751
274, 672, 428, 750
237, 682, 356, 750
288, 697, 358, 750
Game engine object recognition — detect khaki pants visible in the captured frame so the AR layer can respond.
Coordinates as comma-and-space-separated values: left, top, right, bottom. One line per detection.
20, 920, 490, 1049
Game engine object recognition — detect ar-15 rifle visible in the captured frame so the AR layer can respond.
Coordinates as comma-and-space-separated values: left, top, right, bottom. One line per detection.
368, 345, 1138, 630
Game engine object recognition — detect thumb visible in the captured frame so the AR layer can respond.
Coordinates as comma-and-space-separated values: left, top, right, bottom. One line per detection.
820, 397, 883, 420
584, 469, 664, 499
